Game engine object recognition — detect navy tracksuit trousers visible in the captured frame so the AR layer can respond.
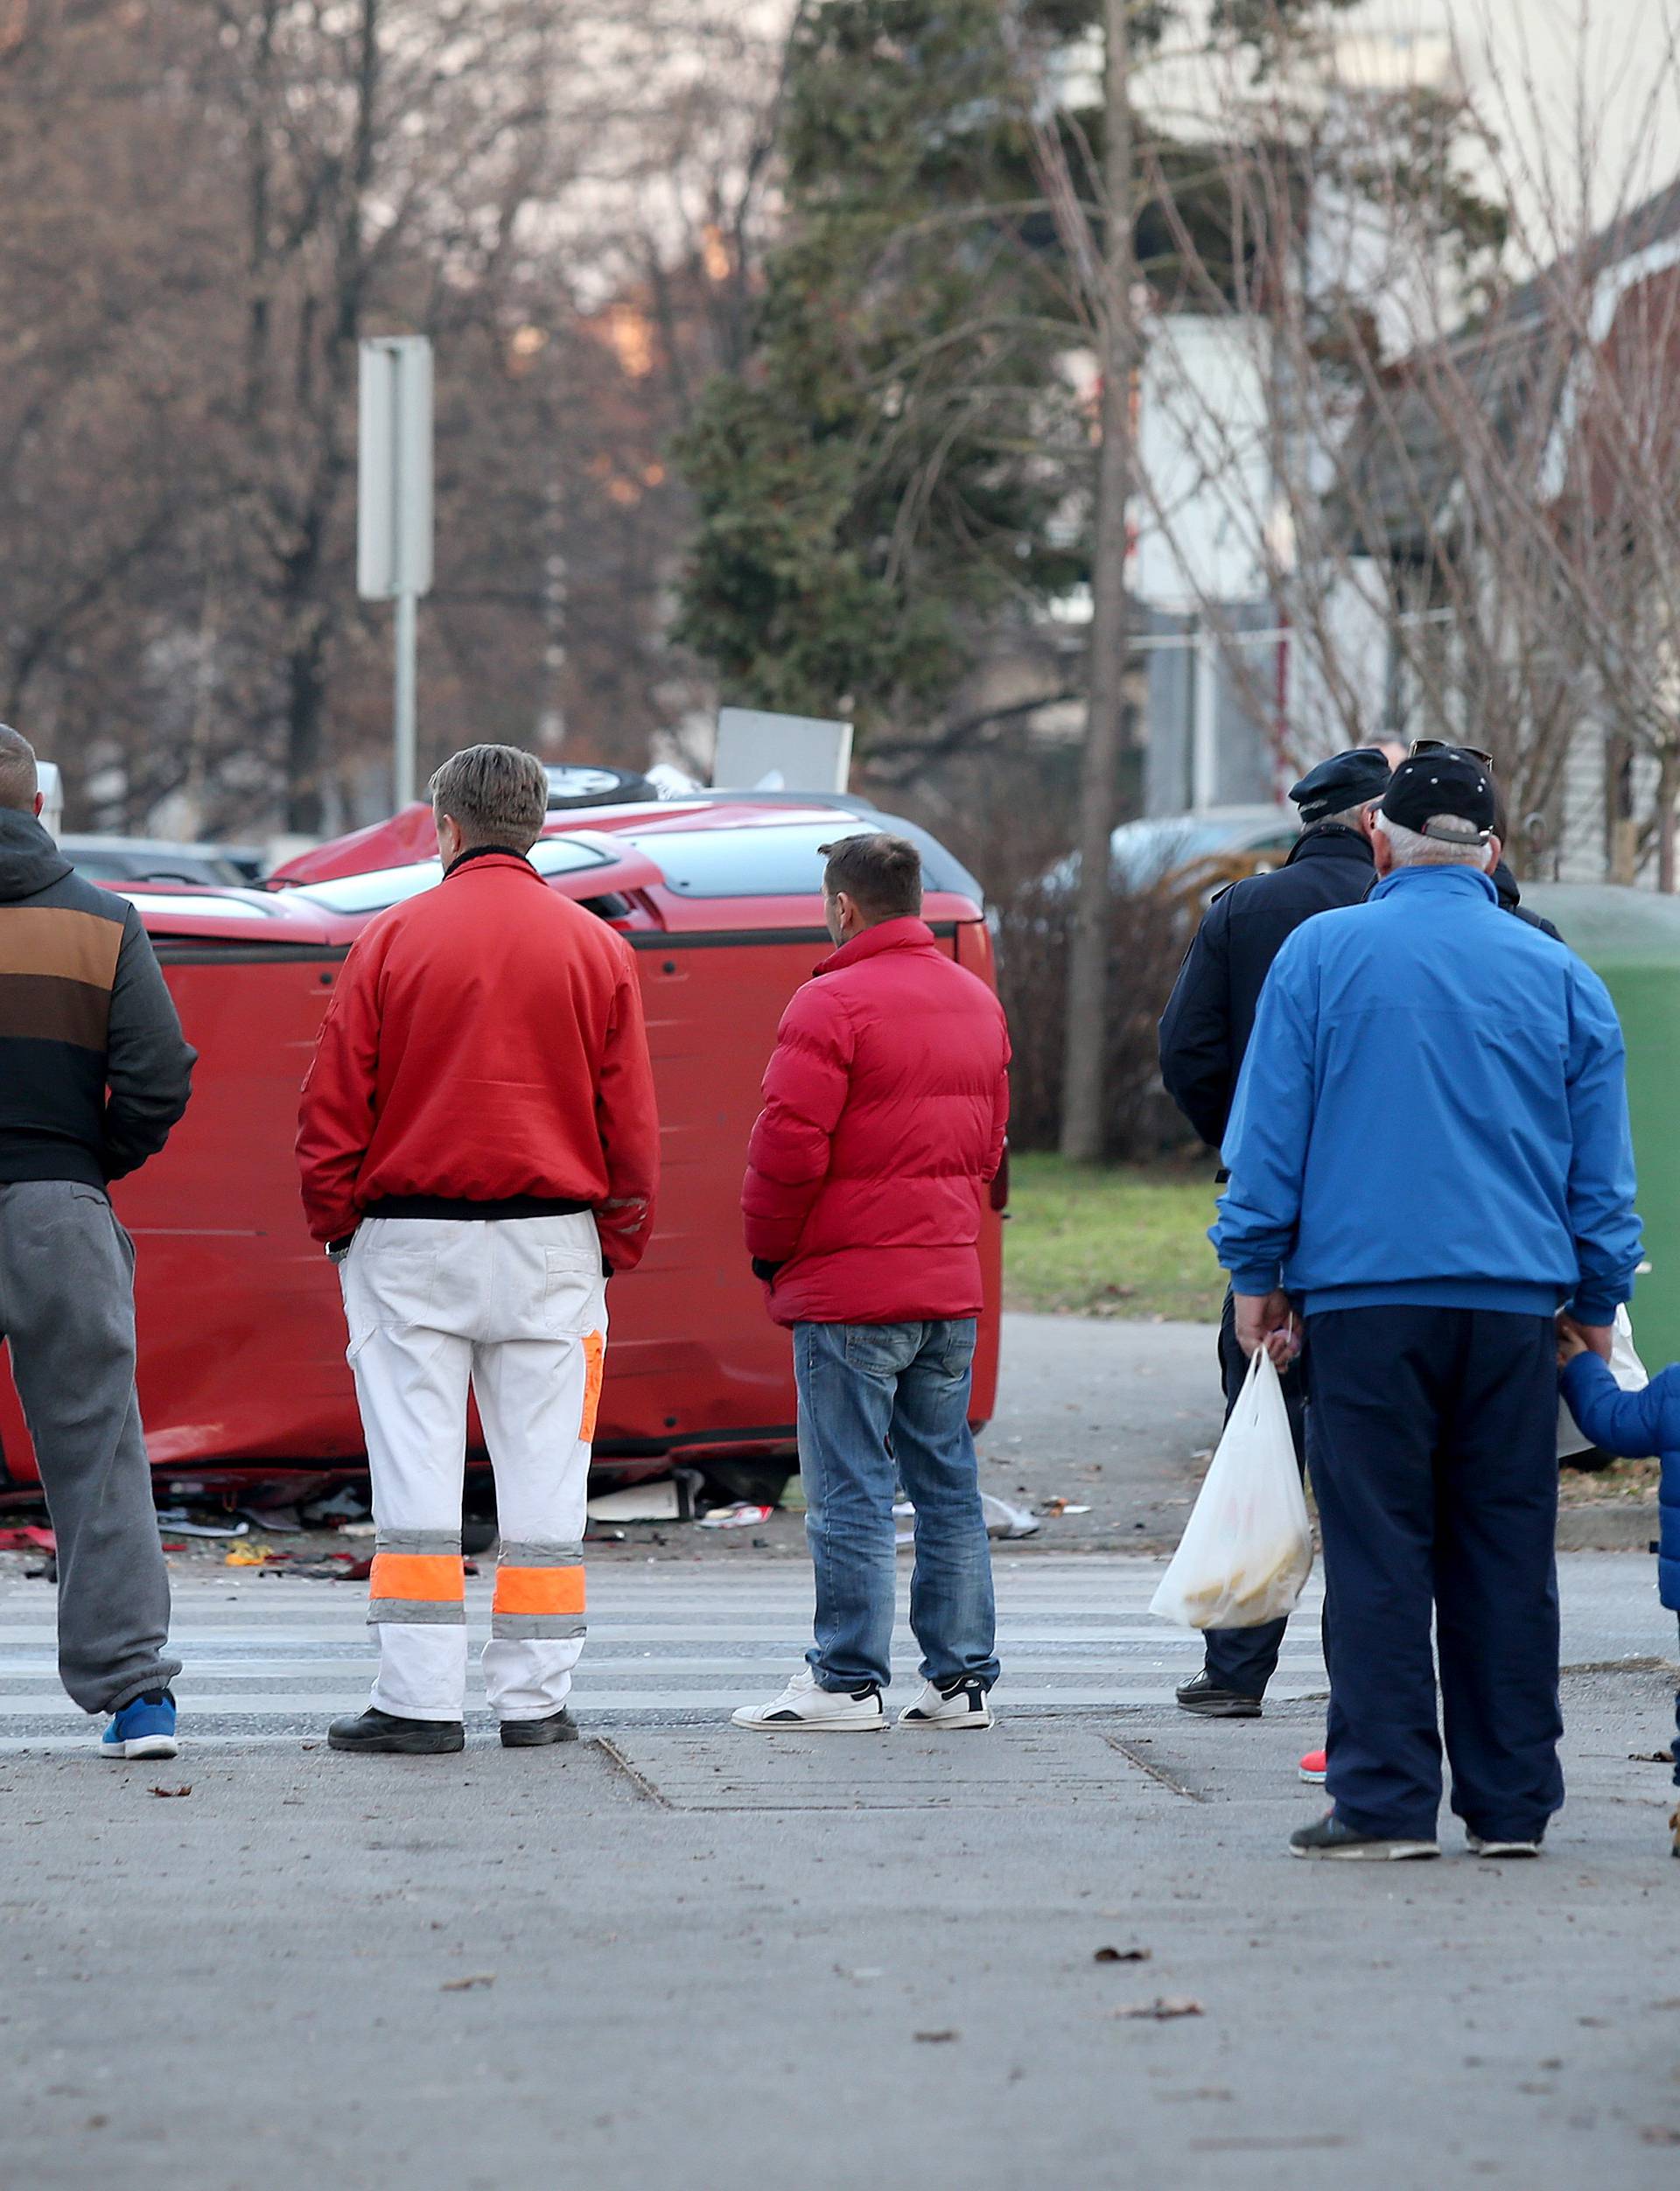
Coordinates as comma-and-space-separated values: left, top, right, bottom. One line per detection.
1307, 1306, 1564, 1844
1203, 1288, 1311, 1697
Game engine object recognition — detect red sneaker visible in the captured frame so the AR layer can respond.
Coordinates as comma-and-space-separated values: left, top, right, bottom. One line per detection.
1298, 1747, 1326, 1785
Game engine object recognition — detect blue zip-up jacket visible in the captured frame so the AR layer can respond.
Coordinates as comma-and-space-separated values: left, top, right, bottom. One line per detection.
1560, 1355, 1680, 1608
1213, 864, 1641, 1320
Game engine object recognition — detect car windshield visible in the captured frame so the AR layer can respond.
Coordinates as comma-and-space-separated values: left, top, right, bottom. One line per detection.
621, 818, 976, 901
285, 836, 611, 915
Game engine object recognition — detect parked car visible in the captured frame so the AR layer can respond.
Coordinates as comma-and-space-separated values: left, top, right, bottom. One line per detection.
1107, 805, 1299, 892
0, 802, 1003, 1497
58, 835, 263, 889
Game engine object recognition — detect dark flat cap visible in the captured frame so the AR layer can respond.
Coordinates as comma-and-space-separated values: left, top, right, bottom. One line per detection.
1381, 750, 1495, 844
1289, 747, 1394, 825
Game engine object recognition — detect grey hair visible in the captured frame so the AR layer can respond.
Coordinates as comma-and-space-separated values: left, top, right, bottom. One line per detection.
1314, 801, 1380, 832
1375, 811, 1494, 871
0, 723, 38, 814
428, 744, 548, 852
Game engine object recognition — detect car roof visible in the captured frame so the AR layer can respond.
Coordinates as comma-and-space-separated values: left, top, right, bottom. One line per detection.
267, 796, 984, 919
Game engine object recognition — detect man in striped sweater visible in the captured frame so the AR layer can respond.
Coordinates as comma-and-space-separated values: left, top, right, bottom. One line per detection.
0, 724, 196, 1758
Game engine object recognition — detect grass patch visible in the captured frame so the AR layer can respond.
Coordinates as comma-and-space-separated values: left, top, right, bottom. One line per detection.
1004, 1152, 1226, 1321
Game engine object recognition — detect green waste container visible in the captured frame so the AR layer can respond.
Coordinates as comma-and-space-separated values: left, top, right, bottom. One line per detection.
1524, 883, 1680, 1366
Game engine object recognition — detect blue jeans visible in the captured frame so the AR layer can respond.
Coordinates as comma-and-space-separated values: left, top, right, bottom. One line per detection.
794, 1320, 998, 1694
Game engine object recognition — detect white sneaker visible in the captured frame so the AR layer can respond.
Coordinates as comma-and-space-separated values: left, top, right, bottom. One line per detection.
1466, 1834, 1544, 1858
732, 1667, 886, 1732
898, 1676, 994, 1730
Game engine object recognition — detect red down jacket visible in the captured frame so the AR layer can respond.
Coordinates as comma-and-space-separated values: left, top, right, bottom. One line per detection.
296, 850, 659, 1268
741, 917, 1010, 1326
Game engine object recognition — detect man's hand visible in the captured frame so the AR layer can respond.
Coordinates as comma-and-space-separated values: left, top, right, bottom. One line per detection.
1560, 1316, 1614, 1367
1234, 1290, 1299, 1368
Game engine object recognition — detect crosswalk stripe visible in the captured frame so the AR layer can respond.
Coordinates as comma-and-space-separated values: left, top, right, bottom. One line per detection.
0, 1559, 1330, 1741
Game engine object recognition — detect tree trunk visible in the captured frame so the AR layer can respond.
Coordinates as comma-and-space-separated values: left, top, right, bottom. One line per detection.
285, 626, 329, 836
1060, 0, 1135, 1163
1659, 739, 1680, 893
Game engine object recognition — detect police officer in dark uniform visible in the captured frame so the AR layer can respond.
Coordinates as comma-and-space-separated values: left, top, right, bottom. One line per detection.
1158, 745, 1395, 1716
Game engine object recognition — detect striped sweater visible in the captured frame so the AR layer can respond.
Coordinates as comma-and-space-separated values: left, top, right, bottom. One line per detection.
0, 808, 195, 1186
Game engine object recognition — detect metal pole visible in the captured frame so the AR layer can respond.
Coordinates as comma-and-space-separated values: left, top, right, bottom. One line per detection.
394, 590, 418, 807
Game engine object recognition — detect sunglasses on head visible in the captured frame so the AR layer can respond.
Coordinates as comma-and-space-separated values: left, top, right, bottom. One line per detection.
1410, 738, 1495, 770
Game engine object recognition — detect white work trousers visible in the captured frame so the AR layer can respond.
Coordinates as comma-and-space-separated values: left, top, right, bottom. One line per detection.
340, 1214, 606, 1723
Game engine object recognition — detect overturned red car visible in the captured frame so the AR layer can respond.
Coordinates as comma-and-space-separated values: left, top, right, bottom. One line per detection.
0, 798, 1004, 1494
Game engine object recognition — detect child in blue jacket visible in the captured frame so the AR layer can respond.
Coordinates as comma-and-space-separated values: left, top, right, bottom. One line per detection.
1559, 1319, 1680, 1858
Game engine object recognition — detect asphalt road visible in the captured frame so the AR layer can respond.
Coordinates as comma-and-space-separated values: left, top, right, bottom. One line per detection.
2, 1550, 1677, 2189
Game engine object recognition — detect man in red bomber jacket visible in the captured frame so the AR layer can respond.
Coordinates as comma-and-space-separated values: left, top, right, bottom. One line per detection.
297, 744, 658, 1756
734, 832, 1010, 1733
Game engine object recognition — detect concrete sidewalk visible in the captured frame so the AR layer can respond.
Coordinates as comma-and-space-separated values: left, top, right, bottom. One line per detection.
1, 1565, 1676, 2189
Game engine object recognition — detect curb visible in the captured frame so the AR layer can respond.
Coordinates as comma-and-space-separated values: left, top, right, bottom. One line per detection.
1555, 1500, 1661, 1552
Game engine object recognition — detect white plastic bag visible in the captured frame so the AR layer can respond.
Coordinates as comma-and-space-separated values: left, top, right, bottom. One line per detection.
1558, 1304, 1647, 1460
1150, 1348, 1313, 1630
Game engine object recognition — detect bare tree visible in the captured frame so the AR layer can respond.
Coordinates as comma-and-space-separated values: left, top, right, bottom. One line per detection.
1018, 0, 1680, 891
1037, 2, 1141, 1164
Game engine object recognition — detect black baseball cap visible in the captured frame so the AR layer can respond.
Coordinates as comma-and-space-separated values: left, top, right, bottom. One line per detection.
1380, 750, 1496, 844
1288, 746, 1393, 825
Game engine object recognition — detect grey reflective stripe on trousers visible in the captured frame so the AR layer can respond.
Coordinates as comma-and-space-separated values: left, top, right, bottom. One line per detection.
491, 1614, 588, 1641
374, 1529, 463, 1556
497, 1538, 583, 1568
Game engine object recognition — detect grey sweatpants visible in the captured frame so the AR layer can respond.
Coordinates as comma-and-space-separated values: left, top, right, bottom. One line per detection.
1, 1181, 179, 1712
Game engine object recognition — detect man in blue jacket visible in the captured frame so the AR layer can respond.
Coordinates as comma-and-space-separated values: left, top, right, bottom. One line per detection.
1214, 750, 1641, 1860
1160, 744, 1394, 1718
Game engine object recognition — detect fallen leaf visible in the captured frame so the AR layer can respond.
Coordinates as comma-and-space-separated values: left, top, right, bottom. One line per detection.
1110, 1997, 1204, 2022
1094, 1946, 1152, 1964
1631, 1751, 1676, 1764
914, 2030, 959, 2044
148, 1784, 192, 1799
441, 1974, 495, 1992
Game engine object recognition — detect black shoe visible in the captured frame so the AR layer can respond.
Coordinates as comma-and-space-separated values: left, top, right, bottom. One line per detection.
500, 1708, 579, 1748
327, 1708, 465, 1754
1290, 1811, 1438, 1861
1175, 1670, 1263, 1718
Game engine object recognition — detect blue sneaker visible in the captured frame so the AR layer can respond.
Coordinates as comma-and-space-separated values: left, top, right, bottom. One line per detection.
102, 1690, 178, 1760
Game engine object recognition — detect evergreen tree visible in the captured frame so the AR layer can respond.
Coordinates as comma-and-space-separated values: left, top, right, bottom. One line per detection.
674, 0, 1086, 730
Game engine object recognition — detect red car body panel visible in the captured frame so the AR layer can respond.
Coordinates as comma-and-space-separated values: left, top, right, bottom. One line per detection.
0, 808, 1004, 1489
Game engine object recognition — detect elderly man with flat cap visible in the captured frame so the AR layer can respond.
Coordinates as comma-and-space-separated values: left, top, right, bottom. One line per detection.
1214, 750, 1641, 1859
1159, 743, 1396, 1718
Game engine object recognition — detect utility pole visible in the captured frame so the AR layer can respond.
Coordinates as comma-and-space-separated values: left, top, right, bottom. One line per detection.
1060, 0, 1137, 1162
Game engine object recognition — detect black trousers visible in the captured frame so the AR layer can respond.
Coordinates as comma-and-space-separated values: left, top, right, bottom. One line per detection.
1201, 1288, 1311, 1697
1308, 1306, 1564, 1842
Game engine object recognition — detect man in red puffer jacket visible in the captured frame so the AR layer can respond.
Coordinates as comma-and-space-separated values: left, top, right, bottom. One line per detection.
733, 832, 1010, 1735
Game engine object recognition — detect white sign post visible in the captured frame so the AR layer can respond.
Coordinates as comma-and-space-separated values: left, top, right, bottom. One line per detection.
358, 336, 434, 808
